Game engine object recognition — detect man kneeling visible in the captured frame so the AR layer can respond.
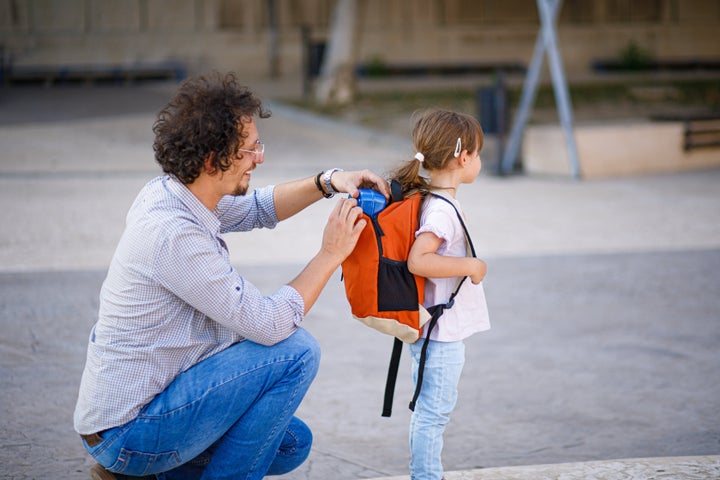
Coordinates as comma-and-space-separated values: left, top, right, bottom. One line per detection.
74, 72, 388, 479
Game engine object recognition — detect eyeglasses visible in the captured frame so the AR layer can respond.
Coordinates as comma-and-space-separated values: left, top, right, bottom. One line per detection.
237, 141, 265, 158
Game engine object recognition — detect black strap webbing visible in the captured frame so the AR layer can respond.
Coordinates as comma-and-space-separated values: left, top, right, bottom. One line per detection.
408, 304, 443, 412
382, 338, 404, 417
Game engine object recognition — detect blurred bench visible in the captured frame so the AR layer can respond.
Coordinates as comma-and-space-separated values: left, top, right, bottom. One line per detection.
355, 61, 525, 78
5, 61, 186, 86
682, 117, 720, 151
653, 114, 720, 151
593, 59, 720, 73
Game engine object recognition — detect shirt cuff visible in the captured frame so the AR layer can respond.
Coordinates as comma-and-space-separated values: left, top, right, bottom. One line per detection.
277, 284, 305, 326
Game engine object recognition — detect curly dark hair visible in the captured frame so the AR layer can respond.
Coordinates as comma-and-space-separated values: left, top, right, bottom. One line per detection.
152, 72, 271, 184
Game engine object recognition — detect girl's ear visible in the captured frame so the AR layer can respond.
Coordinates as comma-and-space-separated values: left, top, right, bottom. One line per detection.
459, 150, 470, 165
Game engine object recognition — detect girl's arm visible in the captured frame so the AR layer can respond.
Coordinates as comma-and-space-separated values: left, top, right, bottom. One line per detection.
408, 232, 487, 284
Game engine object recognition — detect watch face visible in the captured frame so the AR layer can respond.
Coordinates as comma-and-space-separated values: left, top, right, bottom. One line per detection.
324, 169, 338, 194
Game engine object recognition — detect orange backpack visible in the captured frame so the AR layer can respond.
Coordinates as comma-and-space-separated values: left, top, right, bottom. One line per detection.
342, 181, 475, 416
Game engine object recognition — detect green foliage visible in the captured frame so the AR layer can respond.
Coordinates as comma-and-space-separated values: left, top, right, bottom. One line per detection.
363, 55, 388, 77
618, 40, 654, 71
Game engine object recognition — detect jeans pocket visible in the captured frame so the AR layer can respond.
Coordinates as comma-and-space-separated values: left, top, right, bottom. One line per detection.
109, 447, 182, 475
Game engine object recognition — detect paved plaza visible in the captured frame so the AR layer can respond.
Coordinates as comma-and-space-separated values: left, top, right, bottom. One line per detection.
0, 82, 718, 479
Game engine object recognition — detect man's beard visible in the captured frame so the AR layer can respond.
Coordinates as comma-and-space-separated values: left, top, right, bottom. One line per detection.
233, 185, 248, 196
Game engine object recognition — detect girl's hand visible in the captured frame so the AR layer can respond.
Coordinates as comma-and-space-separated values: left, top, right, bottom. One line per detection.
469, 258, 487, 284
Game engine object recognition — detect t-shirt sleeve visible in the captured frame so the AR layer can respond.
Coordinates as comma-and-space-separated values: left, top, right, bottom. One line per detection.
416, 202, 457, 246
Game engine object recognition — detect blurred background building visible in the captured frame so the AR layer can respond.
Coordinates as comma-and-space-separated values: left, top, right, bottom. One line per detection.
1, 0, 719, 85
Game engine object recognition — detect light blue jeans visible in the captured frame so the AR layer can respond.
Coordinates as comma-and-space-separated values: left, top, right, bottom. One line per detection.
82, 328, 320, 479
408, 339, 465, 480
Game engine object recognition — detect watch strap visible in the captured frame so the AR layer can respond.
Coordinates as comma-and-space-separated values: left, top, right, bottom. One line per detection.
315, 171, 332, 198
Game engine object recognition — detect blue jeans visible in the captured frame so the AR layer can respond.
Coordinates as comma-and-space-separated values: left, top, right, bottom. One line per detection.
83, 328, 320, 479
408, 340, 465, 480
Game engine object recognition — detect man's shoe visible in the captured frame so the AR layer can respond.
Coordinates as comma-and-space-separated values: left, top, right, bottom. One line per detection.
90, 463, 157, 480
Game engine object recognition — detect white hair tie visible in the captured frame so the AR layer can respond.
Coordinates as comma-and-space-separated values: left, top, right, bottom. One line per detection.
414, 152, 424, 162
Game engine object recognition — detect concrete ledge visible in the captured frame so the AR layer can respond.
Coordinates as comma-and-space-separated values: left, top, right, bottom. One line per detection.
370, 455, 720, 480
523, 120, 720, 179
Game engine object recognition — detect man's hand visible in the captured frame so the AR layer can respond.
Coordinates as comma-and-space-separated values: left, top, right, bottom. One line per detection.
320, 198, 366, 264
330, 169, 390, 199
288, 198, 366, 315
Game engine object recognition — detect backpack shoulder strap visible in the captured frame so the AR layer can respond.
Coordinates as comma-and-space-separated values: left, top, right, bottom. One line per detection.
390, 179, 404, 203
426, 192, 476, 302
427, 192, 476, 258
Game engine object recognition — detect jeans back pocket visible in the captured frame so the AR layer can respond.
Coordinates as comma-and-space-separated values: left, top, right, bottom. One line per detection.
109, 447, 182, 476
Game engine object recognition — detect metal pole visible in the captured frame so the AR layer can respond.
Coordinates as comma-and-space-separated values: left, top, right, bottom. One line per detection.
539, 0, 581, 178
500, 0, 580, 178
494, 69, 507, 175
500, 17, 548, 174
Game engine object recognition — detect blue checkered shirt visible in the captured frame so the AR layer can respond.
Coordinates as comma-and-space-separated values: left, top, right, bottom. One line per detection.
74, 175, 305, 434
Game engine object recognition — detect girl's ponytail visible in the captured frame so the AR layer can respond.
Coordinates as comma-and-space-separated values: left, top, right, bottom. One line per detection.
389, 152, 429, 197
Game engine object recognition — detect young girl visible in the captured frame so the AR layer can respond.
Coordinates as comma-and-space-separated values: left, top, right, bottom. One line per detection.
389, 109, 490, 480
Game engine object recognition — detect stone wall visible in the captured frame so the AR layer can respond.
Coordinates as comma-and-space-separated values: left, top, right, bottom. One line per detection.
1, 0, 718, 81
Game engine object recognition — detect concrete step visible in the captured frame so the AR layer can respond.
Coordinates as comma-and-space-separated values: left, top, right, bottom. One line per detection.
370, 455, 720, 480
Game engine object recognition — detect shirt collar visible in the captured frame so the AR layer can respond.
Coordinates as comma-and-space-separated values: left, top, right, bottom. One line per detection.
165, 175, 221, 235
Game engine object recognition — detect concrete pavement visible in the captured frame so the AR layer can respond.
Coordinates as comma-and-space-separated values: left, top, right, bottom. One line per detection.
0, 81, 718, 479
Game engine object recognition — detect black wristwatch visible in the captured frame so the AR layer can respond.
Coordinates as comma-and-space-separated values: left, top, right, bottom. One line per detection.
315, 171, 333, 198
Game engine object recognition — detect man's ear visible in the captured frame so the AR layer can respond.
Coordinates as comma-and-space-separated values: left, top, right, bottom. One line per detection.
204, 152, 217, 175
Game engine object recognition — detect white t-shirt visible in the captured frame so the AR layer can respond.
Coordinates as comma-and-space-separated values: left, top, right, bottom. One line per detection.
416, 194, 490, 342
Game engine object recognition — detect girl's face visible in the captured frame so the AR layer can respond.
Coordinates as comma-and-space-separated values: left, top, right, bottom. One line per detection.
462, 148, 482, 183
